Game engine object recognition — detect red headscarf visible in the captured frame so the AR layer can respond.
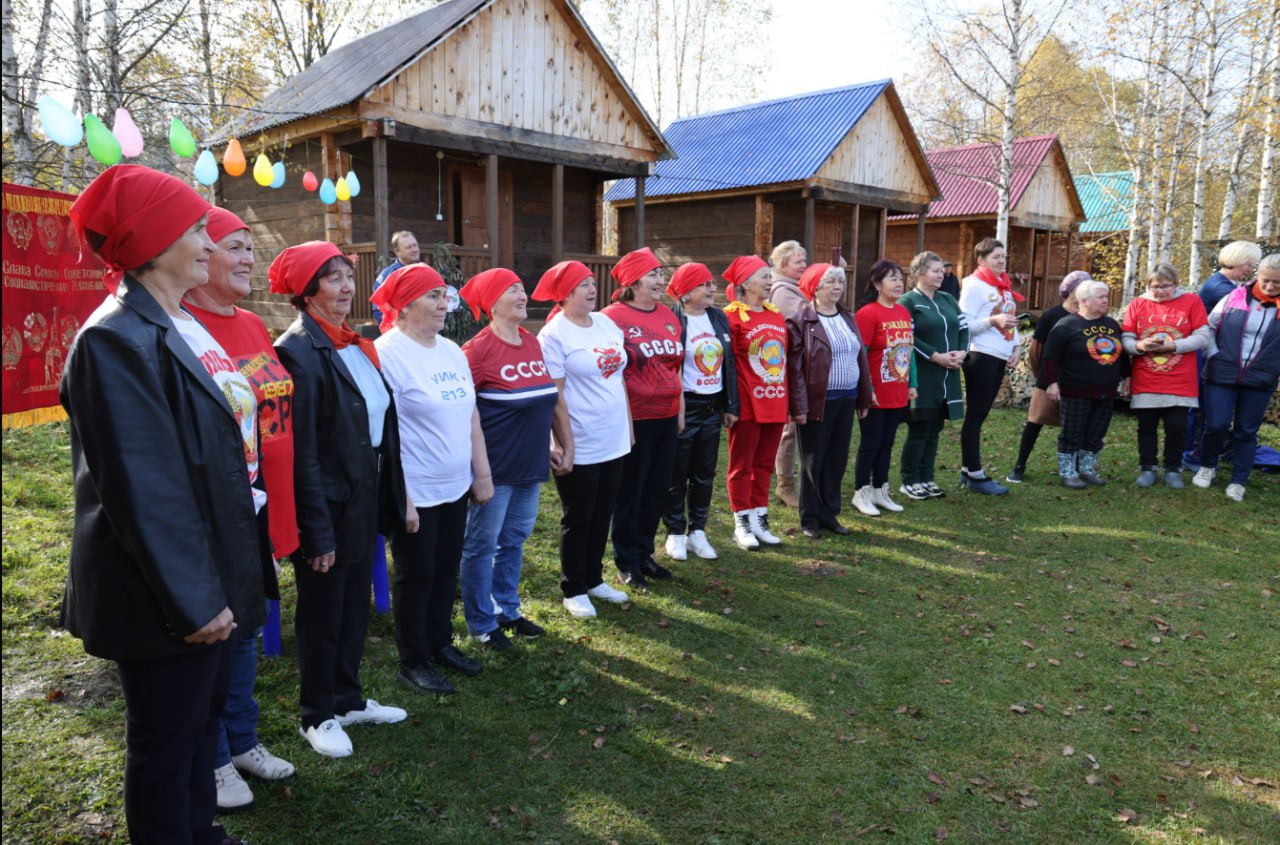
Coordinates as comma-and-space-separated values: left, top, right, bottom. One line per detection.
268, 241, 347, 296
666, 263, 713, 300
722, 255, 768, 303
975, 266, 1026, 302
68, 164, 210, 294
369, 263, 445, 334
533, 260, 594, 321
610, 247, 661, 300
206, 206, 249, 244
799, 262, 836, 301
459, 267, 521, 321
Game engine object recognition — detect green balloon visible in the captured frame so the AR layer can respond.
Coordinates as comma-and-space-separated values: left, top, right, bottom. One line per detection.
169, 118, 196, 158
84, 114, 122, 166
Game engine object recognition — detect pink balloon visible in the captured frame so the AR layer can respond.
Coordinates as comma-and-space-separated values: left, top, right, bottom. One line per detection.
112, 108, 144, 158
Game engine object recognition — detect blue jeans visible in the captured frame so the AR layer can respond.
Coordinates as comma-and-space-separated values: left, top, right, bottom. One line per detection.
1200, 382, 1272, 486
459, 481, 541, 636
215, 629, 262, 768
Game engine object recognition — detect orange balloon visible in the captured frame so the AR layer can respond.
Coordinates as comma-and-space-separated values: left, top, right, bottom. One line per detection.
223, 138, 246, 177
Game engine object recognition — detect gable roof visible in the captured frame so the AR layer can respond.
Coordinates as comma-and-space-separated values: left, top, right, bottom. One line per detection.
920, 134, 1064, 219
605, 80, 908, 201
1075, 171, 1134, 233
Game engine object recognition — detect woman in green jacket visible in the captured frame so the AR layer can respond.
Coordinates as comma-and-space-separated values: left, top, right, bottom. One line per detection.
899, 251, 969, 499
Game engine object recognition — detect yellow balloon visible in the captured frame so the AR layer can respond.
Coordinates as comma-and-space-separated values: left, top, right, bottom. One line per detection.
335, 176, 351, 202
253, 154, 274, 187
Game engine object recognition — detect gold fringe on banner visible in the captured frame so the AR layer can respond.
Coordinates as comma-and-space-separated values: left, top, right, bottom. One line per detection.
2, 406, 68, 430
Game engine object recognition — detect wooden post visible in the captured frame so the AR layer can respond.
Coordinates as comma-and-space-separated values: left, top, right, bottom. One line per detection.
635, 176, 646, 248
754, 194, 769, 259
321, 132, 337, 243
552, 163, 564, 263
1041, 230, 1052, 308
916, 210, 926, 253
486, 153, 499, 267
804, 195, 815, 259
373, 136, 389, 268
851, 204, 860, 275
878, 208, 887, 259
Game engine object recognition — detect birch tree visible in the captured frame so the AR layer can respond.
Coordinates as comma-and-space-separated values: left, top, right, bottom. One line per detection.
1256, 0, 1279, 239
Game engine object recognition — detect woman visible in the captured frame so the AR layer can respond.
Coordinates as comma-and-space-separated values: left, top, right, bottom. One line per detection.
272, 242, 411, 757
768, 240, 809, 508
723, 255, 789, 549
899, 251, 968, 500
957, 237, 1022, 495
1006, 271, 1088, 484
602, 248, 685, 587
457, 268, 566, 650
370, 264, 491, 692
184, 208, 296, 811
1121, 264, 1209, 488
662, 262, 739, 562
1193, 253, 1280, 502
1042, 280, 1129, 489
535, 261, 632, 618
61, 164, 267, 844
853, 260, 914, 515
788, 262, 874, 536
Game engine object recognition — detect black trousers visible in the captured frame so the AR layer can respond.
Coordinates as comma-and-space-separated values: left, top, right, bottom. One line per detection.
662, 394, 723, 535
961, 352, 1007, 471
117, 641, 233, 845
1058, 396, 1114, 454
612, 417, 678, 574
391, 496, 467, 669
855, 406, 905, 488
796, 395, 857, 530
555, 456, 624, 597
293, 540, 375, 729
1136, 406, 1188, 470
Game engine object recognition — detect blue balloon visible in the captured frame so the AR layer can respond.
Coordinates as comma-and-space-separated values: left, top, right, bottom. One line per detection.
38, 95, 83, 147
270, 161, 286, 189
346, 170, 361, 197
194, 150, 219, 186
318, 178, 337, 204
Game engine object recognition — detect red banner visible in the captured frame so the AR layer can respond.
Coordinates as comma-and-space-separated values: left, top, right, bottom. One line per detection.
2, 183, 105, 428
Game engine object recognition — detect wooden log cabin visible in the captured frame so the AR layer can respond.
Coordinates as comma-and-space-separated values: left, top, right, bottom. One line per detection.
884, 134, 1086, 311
216, 0, 671, 329
604, 81, 941, 306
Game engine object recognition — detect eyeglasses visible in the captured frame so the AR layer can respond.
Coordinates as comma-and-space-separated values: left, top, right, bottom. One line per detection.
1148, 283, 1176, 290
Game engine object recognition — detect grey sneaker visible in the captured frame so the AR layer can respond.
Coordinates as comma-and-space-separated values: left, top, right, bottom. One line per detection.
1162, 470, 1184, 489
1135, 467, 1158, 488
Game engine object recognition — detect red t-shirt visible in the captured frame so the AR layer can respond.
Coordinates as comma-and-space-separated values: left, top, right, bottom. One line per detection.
1120, 294, 1207, 398
187, 304, 299, 558
601, 302, 684, 420
855, 301, 914, 409
727, 307, 788, 423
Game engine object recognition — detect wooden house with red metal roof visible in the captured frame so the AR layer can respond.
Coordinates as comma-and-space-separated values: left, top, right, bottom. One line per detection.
216, 0, 671, 328
604, 81, 941, 302
884, 134, 1086, 310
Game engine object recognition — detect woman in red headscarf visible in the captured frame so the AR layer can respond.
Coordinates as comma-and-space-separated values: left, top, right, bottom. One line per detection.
534, 261, 632, 619
369, 264, 493, 693
722, 255, 789, 550
272, 242, 412, 758
455, 269, 567, 650
61, 165, 268, 845
601, 248, 685, 587
183, 208, 296, 811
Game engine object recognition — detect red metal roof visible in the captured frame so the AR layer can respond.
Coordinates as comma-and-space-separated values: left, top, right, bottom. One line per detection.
918, 134, 1060, 219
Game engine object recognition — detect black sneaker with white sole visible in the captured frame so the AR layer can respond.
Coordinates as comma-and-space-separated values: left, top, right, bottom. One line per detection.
502, 617, 545, 638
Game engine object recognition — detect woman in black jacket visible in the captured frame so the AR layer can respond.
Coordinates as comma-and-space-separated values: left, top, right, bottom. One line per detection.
270, 242, 414, 759
62, 164, 269, 845
661, 263, 740, 562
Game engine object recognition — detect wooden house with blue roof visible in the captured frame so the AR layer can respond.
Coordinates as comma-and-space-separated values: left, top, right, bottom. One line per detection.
604, 81, 941, 297
216, 0, 671, 328
1072, 170, 1134, 278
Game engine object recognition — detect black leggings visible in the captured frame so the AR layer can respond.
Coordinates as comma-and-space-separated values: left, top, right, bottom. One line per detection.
1014, 421, 1043, 470
961, 352, 1007, 471
1136, 406, 1188, 470
390, 496, 468, 669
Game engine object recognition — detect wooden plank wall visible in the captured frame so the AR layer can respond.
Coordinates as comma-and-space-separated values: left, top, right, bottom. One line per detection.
617, 196, 757, 277
817, 95, 934, 205
1015, 159, 1078, 229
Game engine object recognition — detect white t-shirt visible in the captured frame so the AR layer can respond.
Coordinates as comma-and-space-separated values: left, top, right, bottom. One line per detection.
172, 311, 266, 514
538, 312, 631, 465
681, 311, 723, 394
375, 328, 475, 508
336, 344, 389, 449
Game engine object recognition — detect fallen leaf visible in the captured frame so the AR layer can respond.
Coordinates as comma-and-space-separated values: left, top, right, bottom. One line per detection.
989, 792, 1007, 803
1019, 797, 1039, 808
1022, 640, 1036, 650
935, 827, 949, 840
1121, 659, 1138, 668
1086, 774, 1103, 786
45, 689, 65, 703
489, 814, 503, 829
1116, 808, 1137, 823
1010, 704, 1028, 714
927, 773, 947, 786
1062, 746, 1075, 756
1248, 777, 1276, 787
592, 736, 606, 750
925, 792, 941, 804
814, 619, 827, 628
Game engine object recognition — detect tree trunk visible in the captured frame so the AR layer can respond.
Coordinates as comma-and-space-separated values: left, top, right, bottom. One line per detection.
1159, 44, 1196, 263
1, 0, 34, 184
995, 0, 1022, 245
1257, 0, 1280, 240
1145, 0, 1169, 270
1188, 0, 1219, 289
103, 0, 120, 115
1217, 36, 1265, 240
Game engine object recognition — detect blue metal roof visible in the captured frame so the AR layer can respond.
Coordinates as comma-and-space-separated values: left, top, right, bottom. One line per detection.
1075, 171, 1134, 233
604, 80, 890, 202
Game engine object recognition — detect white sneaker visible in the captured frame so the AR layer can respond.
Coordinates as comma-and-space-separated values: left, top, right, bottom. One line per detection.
299, 719, 352, 758
563, 594, 597, 618
336, 698, 406, 726
851, 486, 881, 517
1192, 467, 1216, 488
1225, 483, 1245, 502
664, 534, 687, 561
873, 484, 904, 513
214, 761, 254, 811
751, 508, 782, 545
733, 510, 759, 549
587, 582, 628, 604
232, 742, 295, 780
687, 530, 718, 559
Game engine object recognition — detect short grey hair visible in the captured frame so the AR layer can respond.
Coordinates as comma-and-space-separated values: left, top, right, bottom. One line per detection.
820, 265, 847, 287
1218, 240, 1261, 269
1075, 279, 1110, 303
1257, 253, 1280, 275
390, 230, 416, 250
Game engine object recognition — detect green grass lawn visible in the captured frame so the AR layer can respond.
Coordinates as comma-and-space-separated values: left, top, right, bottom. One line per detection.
4, 409, 1278, 844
